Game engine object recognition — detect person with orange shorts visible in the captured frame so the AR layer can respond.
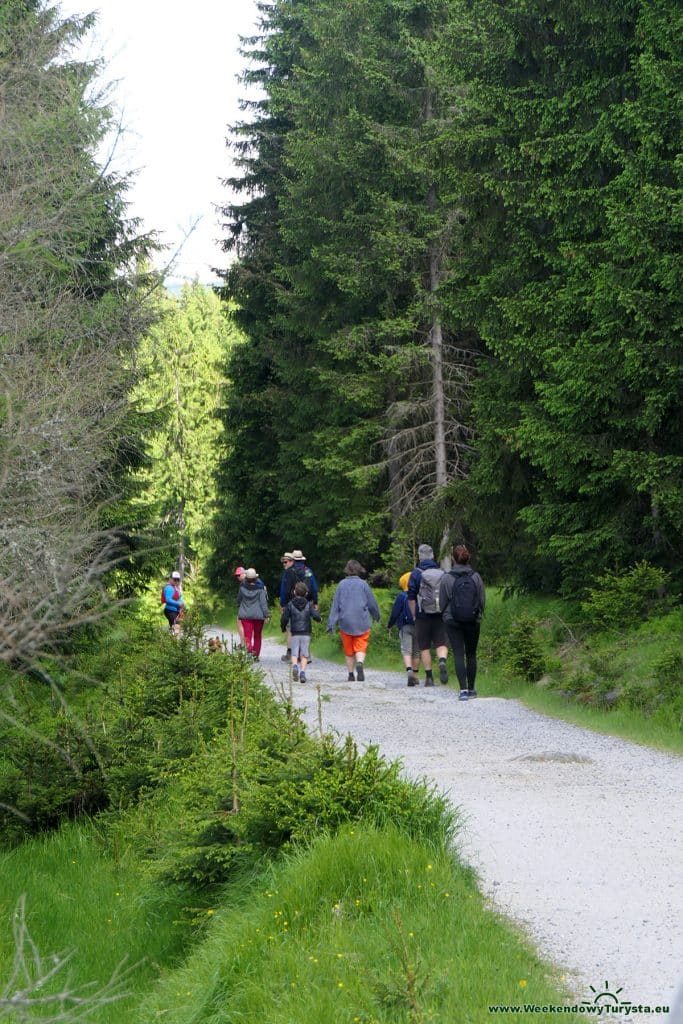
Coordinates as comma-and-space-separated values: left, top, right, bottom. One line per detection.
326, 559, 380, 681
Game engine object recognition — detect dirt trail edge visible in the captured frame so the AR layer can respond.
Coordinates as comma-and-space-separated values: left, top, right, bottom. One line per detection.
209, 628, 683, 1018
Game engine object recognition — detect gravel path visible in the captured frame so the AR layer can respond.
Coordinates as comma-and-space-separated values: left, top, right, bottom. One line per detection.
210, 629, 683, 1018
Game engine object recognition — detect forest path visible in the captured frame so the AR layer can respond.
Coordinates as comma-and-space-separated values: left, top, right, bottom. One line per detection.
209, 628, 683, 1017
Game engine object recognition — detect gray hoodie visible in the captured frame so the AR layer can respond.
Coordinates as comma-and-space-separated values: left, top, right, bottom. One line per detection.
237, 582, 270, 620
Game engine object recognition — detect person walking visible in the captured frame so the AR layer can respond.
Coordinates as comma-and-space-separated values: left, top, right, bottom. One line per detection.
162, 570, 184, 636
406, 544, 449, 686
439, 544, 486, 700
278, 552, 295, 662
237, 568, 270, 660
326, 560, 380, 682
279, 549, 319, 663
233, 566, 247, 648
280, 580, 321, 683
387, 571, 420, 686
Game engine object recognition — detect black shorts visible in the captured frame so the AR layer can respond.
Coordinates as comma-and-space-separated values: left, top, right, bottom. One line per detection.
164, 607, 180, 628
415, 614, 447, 651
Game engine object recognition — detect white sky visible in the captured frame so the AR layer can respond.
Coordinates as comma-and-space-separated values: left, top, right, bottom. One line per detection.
56, 0, 261, 285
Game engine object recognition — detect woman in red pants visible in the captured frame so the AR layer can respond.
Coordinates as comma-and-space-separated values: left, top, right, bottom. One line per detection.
237, 568, 270, 659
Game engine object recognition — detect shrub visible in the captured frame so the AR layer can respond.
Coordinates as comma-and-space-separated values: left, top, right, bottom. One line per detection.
581, 562, 672, 629
0, 618, 261, 841
142, 731, 457, 890
503, 614, 548, 682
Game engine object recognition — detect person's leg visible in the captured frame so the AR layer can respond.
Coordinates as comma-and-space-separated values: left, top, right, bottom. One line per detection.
242, 618, 255, 654
446, 623, 467, 693
464, 622, 481, 692
237, 618, 245, 647
252, 619, 264, 658
340, 632, 356, 679
298, 636, 310, 681
415, 618, 433, 682
290, 636, 301, 679
280, 619, 292, 662
433, 617, 449, 684
353, 630, 370, 680
400, 627, 417, 685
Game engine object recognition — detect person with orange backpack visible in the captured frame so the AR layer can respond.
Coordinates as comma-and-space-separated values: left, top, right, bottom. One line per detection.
162, 570, 184, 636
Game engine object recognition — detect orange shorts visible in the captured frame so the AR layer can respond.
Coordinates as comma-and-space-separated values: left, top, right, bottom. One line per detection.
340, 630, 370, 656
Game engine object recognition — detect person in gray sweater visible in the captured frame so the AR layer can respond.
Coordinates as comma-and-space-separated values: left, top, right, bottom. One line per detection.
237, 568, 270, 659
326, 560, 381, 682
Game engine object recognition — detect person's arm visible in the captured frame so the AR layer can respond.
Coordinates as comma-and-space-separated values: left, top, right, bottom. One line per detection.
279, 572, 288, 608
476, 574, 486, 615
407, 569, 419, 620
366, 583, 381, 623
387, 593, 401, 630
311, 605, 322, 623
260, 589, 270, 619
280, 604, 290, 631
439, 574, 452, 614
326, 585, 340, 632
308, 571, 319, 606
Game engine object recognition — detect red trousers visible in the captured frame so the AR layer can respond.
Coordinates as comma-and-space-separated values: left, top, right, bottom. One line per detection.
240, 618, 264, 656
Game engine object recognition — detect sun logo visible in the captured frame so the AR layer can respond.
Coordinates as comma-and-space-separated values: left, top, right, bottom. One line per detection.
582, 981, 632, 1010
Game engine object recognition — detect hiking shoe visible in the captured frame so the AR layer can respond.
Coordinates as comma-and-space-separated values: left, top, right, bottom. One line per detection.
291, 664, 299, 682
459, 690, 469, 701
439, 661, 449, 685
299, 672, 306, 684
281, 651, 291, 662
355, 664, 365, 682
424, 677, 434, 687
347, 672, 355, 682
468, 689, 478, 698
407, 673, 417, 687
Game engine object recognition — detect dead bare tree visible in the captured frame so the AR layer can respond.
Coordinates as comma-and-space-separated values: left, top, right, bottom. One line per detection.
0, 2, 157, 667
378, 75, 477, 565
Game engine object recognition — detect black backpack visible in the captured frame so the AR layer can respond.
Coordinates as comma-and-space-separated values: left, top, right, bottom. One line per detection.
286, 564, 310, 598
448, 570, 479, 623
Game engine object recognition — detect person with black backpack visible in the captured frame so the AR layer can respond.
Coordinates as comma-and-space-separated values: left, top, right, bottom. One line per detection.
279, 549, 319, 664
439, 544, 486, 701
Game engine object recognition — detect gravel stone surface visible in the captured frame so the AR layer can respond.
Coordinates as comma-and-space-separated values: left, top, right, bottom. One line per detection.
210, 629, 683, 1018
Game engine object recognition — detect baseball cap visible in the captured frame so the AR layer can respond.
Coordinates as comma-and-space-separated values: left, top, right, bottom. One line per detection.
171, 571, 181, 580
233, 566, 245, 577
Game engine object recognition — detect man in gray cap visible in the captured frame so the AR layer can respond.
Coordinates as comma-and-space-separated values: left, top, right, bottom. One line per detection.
406, 544, 449, 686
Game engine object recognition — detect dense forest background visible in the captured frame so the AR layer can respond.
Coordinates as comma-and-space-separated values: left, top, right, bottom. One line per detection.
1, 0, 681, 644
211, 0, 681, 599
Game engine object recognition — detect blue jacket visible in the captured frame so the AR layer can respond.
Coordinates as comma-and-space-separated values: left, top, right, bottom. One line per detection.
406, 559, 443, 620
327, 576, 380, 635
387, 591, 414, 629
163, 583, 183, 613
280, 562, 319, 606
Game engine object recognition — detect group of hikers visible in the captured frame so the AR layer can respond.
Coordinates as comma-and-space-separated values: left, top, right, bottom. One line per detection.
162, 541, 485, 701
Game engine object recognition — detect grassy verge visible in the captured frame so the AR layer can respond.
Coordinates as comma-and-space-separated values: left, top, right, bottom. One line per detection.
0, 822, 192, 1022
137, 824, 568, 1023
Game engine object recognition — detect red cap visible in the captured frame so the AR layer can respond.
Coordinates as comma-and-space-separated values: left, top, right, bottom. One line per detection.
234, 566, 245, 577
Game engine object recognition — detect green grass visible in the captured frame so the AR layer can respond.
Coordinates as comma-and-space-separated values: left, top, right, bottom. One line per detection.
137, 824, 569, 1023
0, 822, 193, 1022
